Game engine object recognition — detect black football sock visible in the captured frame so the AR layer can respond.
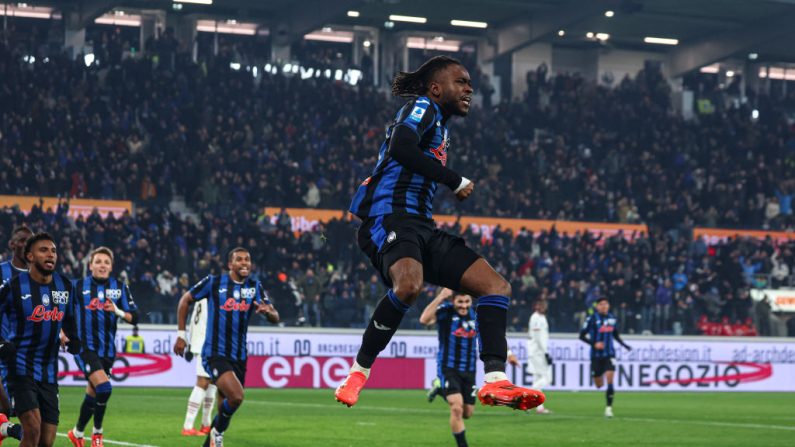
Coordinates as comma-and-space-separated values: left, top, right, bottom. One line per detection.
454, 430, 468, 447
76, 394, 95, 432
93, 382, 112, 431
476, 295, 510, 373
214, 399, 239, 433
6, 422, 22, 440
606, 384, 614, 406
355, 290, 409, 368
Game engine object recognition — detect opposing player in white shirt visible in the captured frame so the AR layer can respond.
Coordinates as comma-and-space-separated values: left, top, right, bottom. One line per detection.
527, 300, 552, 414
181, 300, 217, 436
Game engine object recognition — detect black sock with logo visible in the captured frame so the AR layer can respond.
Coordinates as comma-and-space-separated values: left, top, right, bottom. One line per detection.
355, 290, 409, 368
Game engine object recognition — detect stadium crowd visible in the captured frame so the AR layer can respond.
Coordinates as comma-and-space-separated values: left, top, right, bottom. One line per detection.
2, 41, 795, 232
1, 37, 794, 337
0, 202, 792, 336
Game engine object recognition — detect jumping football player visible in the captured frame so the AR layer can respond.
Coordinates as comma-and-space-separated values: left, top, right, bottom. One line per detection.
174, 248, 279, 447
579, 297, 632, 418
67, 247, 138, 447
338, 55, 543, 411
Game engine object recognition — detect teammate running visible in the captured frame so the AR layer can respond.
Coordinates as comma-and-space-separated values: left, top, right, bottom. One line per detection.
337, 55, 544, 412
174, 248, 279, 447
420, 288, 477, 447
527, 300, 552, 414
67, 247, 138, 447
180, 299, 217, 436
0, 232, 81, 447
579, 297, 632, 418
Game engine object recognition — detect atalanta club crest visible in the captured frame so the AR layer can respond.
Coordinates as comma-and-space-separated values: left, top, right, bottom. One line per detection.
42, 294, 50, 306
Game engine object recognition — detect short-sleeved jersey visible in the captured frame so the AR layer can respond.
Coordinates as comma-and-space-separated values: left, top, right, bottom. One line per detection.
189, 274, 269, 362
188, 299, 208, 355
435, 302, 478, 374
581, 312, 619, 359
73, 276, 137, 358
350, 96, 450, 219
0, 260, 27, 339
0, 272, 78, 383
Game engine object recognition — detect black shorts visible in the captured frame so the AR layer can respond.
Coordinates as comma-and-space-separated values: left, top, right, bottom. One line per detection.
357, 214, 481, 289
75, 351, 114, 380
591, 357, 616, 377
203, 357, 247, 386
441, 368, 477, 405
7, 375, 59, 424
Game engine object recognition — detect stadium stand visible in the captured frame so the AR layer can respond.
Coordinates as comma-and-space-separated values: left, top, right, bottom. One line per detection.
1, 34, 793, 336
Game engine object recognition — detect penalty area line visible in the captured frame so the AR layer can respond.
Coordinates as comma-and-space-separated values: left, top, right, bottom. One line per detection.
57, 433, 162, 447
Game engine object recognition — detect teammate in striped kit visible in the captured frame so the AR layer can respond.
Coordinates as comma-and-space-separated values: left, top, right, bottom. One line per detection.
180, 299, 217, 436
527, 300, 552, 414
67, 247, 138, 447
338, 55, 544, 413
174, 248, 279, 447
579, 297, 632, 418
0, 232, 81, 447
0, 225, 32, 443
420, 288, 478, 447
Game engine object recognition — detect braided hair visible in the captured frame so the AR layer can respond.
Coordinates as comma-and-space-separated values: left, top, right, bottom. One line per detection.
391, 56, 463, 97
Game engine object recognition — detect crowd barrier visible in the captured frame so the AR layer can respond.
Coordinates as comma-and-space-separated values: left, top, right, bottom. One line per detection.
0, 195, 132, 219
55, 327, 795, 392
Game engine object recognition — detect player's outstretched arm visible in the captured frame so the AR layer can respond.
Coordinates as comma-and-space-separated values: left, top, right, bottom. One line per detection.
256, 302, 280, 324
174, 291, 195, 357
388, 125, 470, 193
578, 319, 593, 346
103, 299, 138, 325
507, 349, 520, 366
419, 287, 453, 325
613, 330, 632, 350
63, 308, 82, 354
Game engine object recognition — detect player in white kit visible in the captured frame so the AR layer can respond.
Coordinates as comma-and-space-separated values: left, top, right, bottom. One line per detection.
181, 300, 217, 436
526, 300, 552, 414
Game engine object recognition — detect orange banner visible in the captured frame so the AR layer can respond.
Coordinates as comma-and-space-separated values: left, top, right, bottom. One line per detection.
693, 228, 795, 244
0, 196, 133, 219
264, 207, 648, 241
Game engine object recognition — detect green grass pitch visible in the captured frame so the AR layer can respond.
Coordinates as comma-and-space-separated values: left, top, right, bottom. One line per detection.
52, 387, 794, 446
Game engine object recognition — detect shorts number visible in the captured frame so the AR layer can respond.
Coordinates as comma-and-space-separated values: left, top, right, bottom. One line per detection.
471, 386, 478, 398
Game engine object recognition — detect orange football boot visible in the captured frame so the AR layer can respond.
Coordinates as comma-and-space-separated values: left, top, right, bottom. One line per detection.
477, 380, 545, 411
334, 371, 367, 407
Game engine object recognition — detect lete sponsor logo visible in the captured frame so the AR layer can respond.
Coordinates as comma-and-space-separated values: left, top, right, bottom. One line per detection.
27, 305, 64, 322
220, 298, 251, 312
85, 298, 105, 311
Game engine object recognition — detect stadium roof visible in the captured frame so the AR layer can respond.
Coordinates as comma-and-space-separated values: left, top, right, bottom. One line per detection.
26, 0, 795, 68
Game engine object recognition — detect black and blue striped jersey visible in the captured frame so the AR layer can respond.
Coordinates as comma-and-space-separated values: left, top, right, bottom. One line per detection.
0, 261, 26, 339
580, 312, 620, 359
0, 271, 79, 383
73, 275, 137, 358
436, 302, 478, 374
350, 96, 450, 219
0, 261, 25, 284
189, 274, 269, 362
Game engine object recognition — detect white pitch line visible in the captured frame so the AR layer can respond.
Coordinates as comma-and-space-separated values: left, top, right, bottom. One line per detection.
129, 391, 795, 432
615, 416, 795, 432
245, 397, 795, 432
57, 433, 161, 447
